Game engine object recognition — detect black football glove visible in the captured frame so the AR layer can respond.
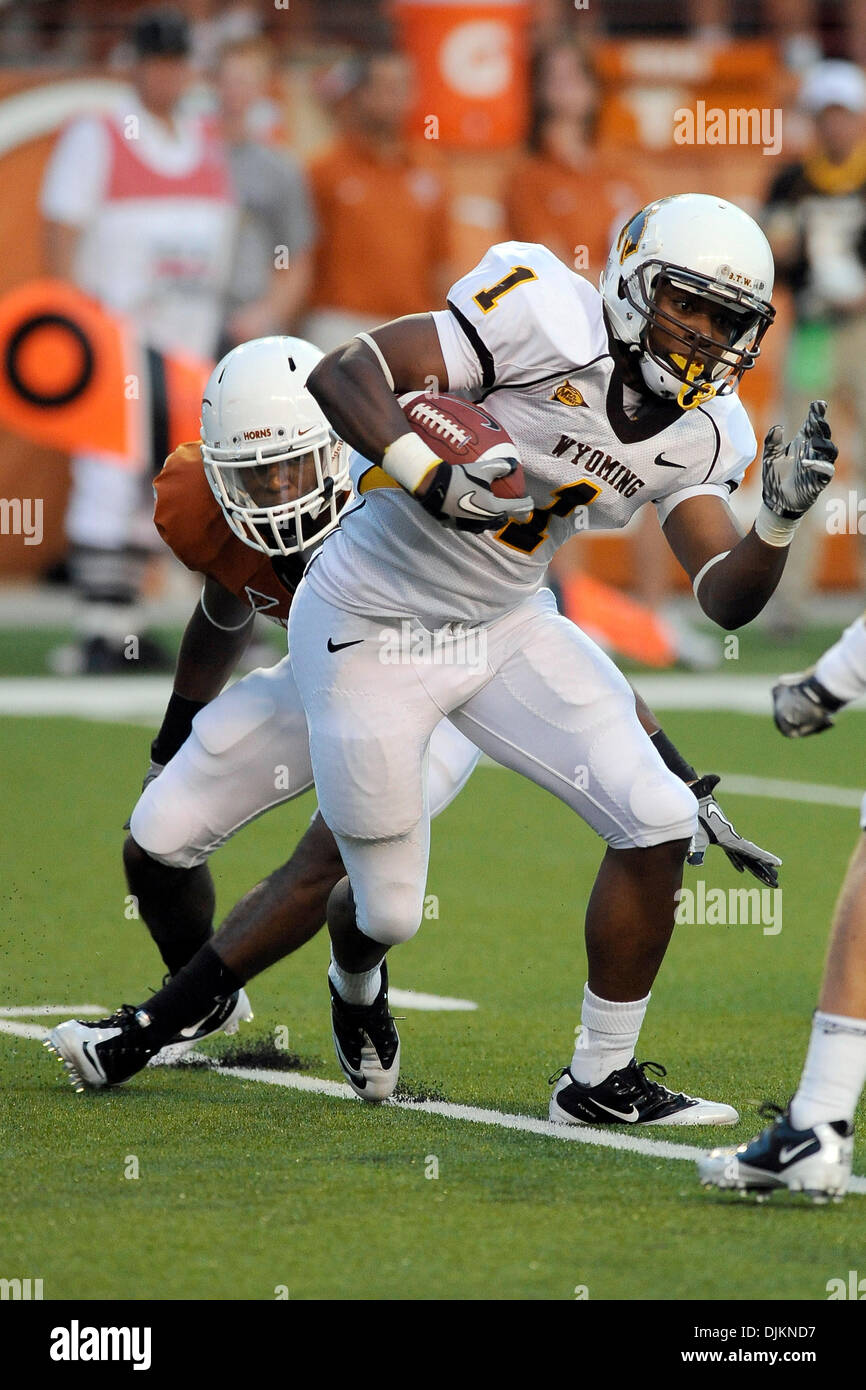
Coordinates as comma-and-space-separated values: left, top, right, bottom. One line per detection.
687, 773, 781, 887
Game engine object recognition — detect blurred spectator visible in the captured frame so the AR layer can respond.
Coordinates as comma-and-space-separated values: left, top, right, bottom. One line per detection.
40, 6, 238, 672
505, 40, 648, 282
303, 51, 449, 352
216, 37, 315, 352
762, 60, 866, 635
186, 1, 263, 73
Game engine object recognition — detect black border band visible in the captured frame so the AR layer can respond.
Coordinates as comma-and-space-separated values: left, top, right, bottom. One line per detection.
5, 313, 93, 408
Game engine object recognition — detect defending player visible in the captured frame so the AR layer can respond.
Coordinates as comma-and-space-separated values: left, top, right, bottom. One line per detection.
698, 621, 866, 1198
282, 194, 837, 1122
47, 328, 779, 1092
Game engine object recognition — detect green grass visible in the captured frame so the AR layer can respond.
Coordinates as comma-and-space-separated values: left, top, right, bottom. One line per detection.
3, 708, 866, 1300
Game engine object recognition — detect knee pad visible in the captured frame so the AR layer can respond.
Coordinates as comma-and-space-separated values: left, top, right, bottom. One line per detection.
627, 765, 698, 847
355, 880, 425, 946
128, 776, 210, 870
311, 719, 425, 840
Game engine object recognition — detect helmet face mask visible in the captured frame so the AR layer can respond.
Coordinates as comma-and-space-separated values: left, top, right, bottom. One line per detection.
600, 194, 776, 409
200, 336, 351, 558
627, 261, 775, 407
205, 435, 350, 557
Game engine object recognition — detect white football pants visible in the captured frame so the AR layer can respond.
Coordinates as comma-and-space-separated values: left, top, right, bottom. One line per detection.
130, 651, 480, 869
288, 581, 698, 946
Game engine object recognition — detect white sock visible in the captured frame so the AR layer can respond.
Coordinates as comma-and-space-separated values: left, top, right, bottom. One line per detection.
814, 617, 866, 705
568, 984, 651, 1087
790, 1010, 866, 1129
328, 954, 382, 1007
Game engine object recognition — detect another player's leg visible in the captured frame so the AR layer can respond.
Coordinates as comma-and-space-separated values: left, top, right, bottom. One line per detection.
48, 717, 473, 1091
698, 830, 866, 1199
122, 835, 216, 977
450, 588, 738, 1126
47, 656, 315, 1087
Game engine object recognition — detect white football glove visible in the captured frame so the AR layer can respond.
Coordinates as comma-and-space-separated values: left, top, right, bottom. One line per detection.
416, 452, 534, 533
772, 671, 844, 738
760, 400, 837, 521
687, 774, 782, 887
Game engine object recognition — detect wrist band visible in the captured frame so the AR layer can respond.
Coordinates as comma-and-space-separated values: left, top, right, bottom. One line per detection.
382, 431, 441, 494
754, 502, 801, 548
650, 728, 698, 784
151, 691, 207, 765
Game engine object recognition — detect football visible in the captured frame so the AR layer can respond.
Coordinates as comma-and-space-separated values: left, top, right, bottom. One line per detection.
400, 390, 527, 498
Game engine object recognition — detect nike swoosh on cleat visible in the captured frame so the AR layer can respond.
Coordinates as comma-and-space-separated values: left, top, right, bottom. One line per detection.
333, 1035, 367, 1089
590, 1101, 640, 1122
779, 1139, 817, 1164
654, 453, 686, 469
327, 637, 364, 653
80, 1039, 104, 1081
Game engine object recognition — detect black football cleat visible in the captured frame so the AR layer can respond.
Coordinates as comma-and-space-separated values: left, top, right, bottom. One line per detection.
45, 1005, 163, 1091
152, 988, 253, 1065
698, 1103, 854, 1202
329, 961, 400, 1101
45, 988, 253, 1089
549, 1058, 738, 1126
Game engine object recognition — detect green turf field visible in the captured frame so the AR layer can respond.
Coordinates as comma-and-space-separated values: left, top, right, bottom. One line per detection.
3, 704, 865, 1301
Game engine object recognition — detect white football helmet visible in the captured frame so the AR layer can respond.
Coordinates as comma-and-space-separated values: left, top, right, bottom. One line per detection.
200, 336, 351, 557
600, 193, 775, 409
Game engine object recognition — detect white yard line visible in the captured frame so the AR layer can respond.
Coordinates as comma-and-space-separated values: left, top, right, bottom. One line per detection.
6, 1016, 863, 1191
389, 988, 477, 1012
4, 673, 866, 721
0, 1004, 107, 1017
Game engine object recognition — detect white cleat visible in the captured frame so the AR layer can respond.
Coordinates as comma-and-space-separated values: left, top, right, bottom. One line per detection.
697, 1104, 854, 1202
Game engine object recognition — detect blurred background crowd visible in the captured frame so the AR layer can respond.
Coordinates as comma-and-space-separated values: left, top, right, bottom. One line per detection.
1, 0, 866, 673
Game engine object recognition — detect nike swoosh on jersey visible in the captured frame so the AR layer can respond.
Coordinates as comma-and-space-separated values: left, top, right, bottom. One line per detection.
779, 1139, 818, 1164
654, 453, 686, 469
327, 637, 364, 653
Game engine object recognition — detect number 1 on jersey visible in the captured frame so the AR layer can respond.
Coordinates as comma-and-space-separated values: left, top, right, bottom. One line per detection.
496, 479, 600, 555
473, 265, 538, 314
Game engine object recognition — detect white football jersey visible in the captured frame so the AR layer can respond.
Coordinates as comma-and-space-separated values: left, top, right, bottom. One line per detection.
305, 241, 757, 628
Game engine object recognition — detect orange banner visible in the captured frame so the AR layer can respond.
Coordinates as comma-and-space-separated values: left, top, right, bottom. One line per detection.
0, 278, 209, 464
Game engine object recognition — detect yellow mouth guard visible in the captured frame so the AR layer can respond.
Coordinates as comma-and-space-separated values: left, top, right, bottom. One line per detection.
670, 353, 717, 410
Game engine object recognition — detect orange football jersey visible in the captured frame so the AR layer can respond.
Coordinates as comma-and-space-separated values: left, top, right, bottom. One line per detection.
153, 441, 304, 626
